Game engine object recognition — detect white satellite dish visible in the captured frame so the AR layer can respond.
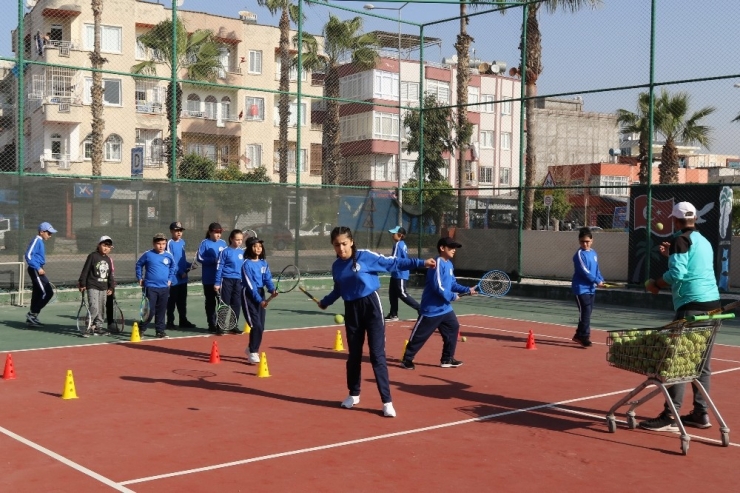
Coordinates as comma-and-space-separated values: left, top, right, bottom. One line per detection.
26, 0, 37, 8
176, 0, 184, 7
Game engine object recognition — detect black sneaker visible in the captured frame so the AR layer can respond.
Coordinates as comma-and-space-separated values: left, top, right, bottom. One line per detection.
639, 412, 677, 432
229, 328, 242, 335
156, 331, 170, 339
179, 321, 197, 329
216, 328, 225, 336
400, 359, 415, 370
680, 410, 712, 429
208, 326, 218, 334
440, 358, 463, 368
166, 323, 177, 330
384, 314, 399, 322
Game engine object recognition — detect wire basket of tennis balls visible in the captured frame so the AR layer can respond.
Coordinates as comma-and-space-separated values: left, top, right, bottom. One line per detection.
606, 321, 720, 383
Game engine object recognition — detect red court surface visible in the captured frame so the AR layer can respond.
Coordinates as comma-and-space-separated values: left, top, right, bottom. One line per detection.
1, 314, 739, 492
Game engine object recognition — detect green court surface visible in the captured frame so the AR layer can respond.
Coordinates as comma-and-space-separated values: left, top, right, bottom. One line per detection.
2, 284, 739, 352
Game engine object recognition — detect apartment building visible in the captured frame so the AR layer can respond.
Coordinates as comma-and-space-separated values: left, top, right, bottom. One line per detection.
329, 52, 522, 198
12, 0, 324, 183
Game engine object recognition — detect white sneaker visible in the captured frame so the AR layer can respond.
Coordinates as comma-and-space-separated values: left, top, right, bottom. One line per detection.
340, 395, 360, 409
383, 402, 397, 417
247, 352, 260, 364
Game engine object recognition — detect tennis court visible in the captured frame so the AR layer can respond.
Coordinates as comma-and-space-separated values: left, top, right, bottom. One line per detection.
1, 286, 740, 492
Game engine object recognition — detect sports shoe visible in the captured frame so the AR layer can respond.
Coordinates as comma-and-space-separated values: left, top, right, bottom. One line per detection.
80, 331, 91, 338
95, 328, 109, 337
156, 331, 170, 339
179, 320, 197, 329
383, 402, 397, 417
340, 395, 360, 409
248, 352, 260, 364
680, 410, 712, 429
400, 359, 415, 370
440, 358, 463, 368
26, 312, 42, 326
384, 314, 399, 322
166, 322, 177, 330
207, 325, 218, 333
229, 328, 242, 335
107, 322, 118, 332
639, 412, 678, 432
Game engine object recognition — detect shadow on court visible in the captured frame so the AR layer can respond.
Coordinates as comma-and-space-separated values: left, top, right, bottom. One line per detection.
3, 320, 81, 337
120, 341, 246, 364
461, 331, 582, 349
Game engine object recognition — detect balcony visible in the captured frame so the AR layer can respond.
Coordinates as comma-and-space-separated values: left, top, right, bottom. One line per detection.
136, 101, 164, 115
40, 153, 71, 170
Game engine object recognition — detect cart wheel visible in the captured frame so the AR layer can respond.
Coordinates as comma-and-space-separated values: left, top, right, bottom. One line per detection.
627, 415, 637, 430
681, 438, 690, 456
721, 432, 730, 447
606, 417, 617, 433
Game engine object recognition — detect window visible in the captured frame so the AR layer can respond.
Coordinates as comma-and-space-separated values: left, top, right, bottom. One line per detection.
135, 129, 164, 167
220, 145, 230, 168
370, 155, 396, 182
135, 80, 164, 113
499, 167, 511, 185
373, 112, 399, 140
273, 101, 307, 127
245, 96, 264, 121
50, 25, 63, 42
481, 130, 494, 149
340, 72, 373, 101
186, 94, 201, 116
84, 24, 122, 53
601, 175, 629, 197
84, 78, 122, 106
425, 80, 450, 104
481, 94, 495, 113
464, 160, 475, 183
188, 143, 217, 162
501, 132, 511, 151
479, 166, 493, 184
83, 134, 92, 159
105, 134, 122, 161
310, 143, 322, 176
468, 87, 479, 108
248, 50, 262, 74
401, 159, 416, 184
204, 95, 218, 120
373, 70, 398, 100
339, 113, 373, 142
275, 58, 307, 81
135, 36, 147, 60
401, 81, 419, 102
273, 147, 308, 173
221, 96, 231, 120
501, 98, 512, 115
246, 144, 262, 168
50, 133, 63, 159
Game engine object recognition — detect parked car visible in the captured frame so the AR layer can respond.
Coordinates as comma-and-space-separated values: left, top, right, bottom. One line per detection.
293, 223, 333, 238
249, 224, 293, 251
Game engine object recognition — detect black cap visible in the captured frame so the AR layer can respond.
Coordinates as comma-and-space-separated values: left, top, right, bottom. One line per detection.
437, 236, 462, 249
208, 222, 223, 232
245, 236, 264, 248
169, 221, 184, 230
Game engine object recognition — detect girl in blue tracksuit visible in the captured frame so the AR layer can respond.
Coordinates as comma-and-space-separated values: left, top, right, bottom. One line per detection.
241, 236, 276, 364
197, 222, 228, 333
214, 229, 245, 334
571, 227, 605, 347
318, 226, 435, 418
401, 236, 473, 370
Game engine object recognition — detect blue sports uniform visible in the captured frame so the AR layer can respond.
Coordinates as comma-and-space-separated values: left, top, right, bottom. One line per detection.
387, 239, 420, 317
166, 238, 193, 326
215, 247, 245, 326
136, 249, 176, 334
197, 237, 228, 330
320, 250, 425, 404
241, 259, 276, 353
25, 234, 54, 315
403, 257, 469, 364
571, 247, 604, 341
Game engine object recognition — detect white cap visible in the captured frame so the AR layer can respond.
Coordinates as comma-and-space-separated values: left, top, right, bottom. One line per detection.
669, 202, 697, 219
98, 235, 113, 244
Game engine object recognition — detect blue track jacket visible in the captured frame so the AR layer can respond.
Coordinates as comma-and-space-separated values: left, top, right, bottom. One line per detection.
241, 259, 276, 303
214, 247, 244, 286
25, 235, 46, 271
572, 248, 604, 295
419, 257, 469, 317
197, 238, 228, 285
390, 240, 411, 281
166, 238, 191, 285
136, 250, 176, 288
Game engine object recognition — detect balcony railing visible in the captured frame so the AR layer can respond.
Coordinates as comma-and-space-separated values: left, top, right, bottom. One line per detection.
136, 101, 164, 114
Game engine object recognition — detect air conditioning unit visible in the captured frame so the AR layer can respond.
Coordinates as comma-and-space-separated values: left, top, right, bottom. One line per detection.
58, 158, 70, 169
59, 45, 70, 57
28, 92, 42, 100
58, 102, 70, 113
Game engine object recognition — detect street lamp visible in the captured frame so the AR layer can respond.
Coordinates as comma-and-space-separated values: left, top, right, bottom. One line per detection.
364, 2, 409, 226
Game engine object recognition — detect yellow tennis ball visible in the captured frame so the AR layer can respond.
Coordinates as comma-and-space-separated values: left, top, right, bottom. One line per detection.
334, 314, 344, 324
656, 222, 663, 231
461, 336, 467, 342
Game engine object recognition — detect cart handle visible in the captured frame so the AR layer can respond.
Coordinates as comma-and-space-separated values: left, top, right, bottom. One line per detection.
687, 313, 736, 322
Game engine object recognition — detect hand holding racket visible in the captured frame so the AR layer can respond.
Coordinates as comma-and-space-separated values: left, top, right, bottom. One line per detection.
460, 270, 511, 298
216, 293, 238, 333
265, 264, 301, 306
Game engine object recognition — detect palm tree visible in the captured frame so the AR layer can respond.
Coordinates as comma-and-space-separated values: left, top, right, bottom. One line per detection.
654, 89, 715, 184
131, 19, 221, 179
501, 0, 599, 229
89, 0, 107, 226
616, 92, 654, 184
454, 1, 475, 227
259, 0, 302, 184
302, 15, 379, 185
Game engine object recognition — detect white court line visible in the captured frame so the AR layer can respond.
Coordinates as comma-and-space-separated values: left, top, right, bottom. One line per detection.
0, 425, 135, 492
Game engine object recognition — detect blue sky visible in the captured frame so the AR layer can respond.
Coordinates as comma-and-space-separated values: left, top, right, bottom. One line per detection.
3, 0, 740, 155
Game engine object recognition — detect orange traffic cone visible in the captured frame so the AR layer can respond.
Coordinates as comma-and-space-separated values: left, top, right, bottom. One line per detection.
209, 341, 221, 364
525, 330, 537, 350
2, 354, 16, 380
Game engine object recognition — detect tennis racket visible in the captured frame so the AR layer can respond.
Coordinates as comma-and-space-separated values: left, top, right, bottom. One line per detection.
110, 295, 125, 334
299, 286, 321, 305
48, 282, 58, 304
76, 295, 93, 337
661, 300, 740, 330
243, 229, 257, 239
461, 270, 511, 298
265, 264, 301, 306
139, 288, 151, 322
216, 293, 238, 333
602, 282, 627, 289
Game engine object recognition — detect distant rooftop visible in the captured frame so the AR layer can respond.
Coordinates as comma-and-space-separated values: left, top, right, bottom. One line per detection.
369, 31, 441, 51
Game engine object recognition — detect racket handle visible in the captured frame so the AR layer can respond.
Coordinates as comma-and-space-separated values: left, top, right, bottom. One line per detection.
299, 287, 320, 304
264, 292, 278, 306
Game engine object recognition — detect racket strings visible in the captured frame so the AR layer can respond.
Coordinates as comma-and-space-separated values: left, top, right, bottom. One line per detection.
278, 266, 301, 293
217, 306, 238, 331
479, 271, 510, 296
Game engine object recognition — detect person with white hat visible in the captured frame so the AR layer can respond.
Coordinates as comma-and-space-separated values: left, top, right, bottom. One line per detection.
24, 221, 57, 326
642, 201, 721, 432
77, 236, 115, 336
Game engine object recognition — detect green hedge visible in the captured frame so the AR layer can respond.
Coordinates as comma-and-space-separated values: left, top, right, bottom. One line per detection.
4, 230, 56, 254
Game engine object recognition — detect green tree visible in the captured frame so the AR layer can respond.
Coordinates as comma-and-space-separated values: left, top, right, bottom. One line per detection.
180, 153, 216, 181
655, 89, 715, 184
402, 179, 454, 234
533, 189, 571, 229
302, 15, 379, 185
616, 92, 655, 184
131, 19, 222, 179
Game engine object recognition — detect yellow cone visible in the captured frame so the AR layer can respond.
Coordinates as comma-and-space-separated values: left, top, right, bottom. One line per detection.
130, 322, 141, 343
257, 352, 270, 378
401, 339, 408, 360
242, 321, 251, 334
61, 370, 78, 400
333, 329, 344, 351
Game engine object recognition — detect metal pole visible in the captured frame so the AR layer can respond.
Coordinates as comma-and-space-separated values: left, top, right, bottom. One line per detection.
397, 8, 403, 226
135, 191, 140, 260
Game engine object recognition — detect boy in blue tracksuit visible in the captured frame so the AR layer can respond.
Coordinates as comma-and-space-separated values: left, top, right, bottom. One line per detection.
385, 226, 420, 321
197, 222, 228, 333
401, 237, 473, 370
25, 221, 57, 326
318, 226, 436, 418
571, 227, 605, 347
241, 236, 277, 363
166, 221, 196, 330
136, 232, 177, 338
